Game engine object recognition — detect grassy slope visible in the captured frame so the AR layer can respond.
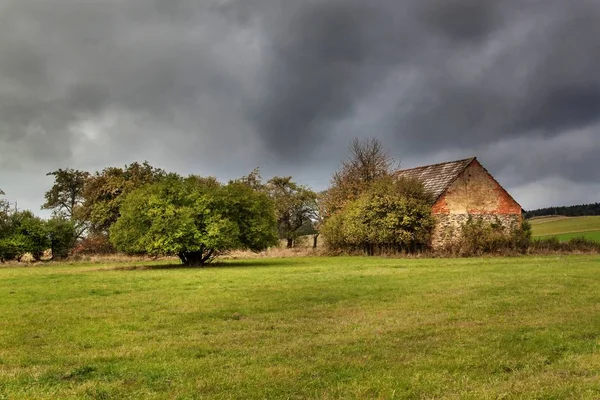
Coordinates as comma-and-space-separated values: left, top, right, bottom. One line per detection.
539, 231, 600, 243
1, 256, 599, 399
530, 216, 600, 239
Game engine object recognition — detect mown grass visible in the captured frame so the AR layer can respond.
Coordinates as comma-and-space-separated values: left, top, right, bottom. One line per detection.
1, 256, 599, 399
530, 216, 600, 237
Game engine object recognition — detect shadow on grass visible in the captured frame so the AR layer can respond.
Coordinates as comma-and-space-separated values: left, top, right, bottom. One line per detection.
101, 258, 303, 271
211, 259, 307, 268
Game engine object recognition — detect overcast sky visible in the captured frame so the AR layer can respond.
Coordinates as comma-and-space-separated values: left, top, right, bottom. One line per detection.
1, 0, 599, 214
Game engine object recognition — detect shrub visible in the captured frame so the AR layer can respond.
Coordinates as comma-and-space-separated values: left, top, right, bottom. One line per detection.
72, 233, 116, 257
443, 216, 531, 256
0, 210, 50, 262
47, 218, 76, 259
530, 236, 600, 253
321, 177, 434, 255
0, 234, 29, 262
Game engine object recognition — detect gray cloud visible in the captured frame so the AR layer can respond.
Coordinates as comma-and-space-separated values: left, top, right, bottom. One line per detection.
1, 0, 599, 212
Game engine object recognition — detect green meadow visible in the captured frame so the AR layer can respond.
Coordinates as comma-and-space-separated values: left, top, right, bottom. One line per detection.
530, 216, 600, 242
537, 230, 600, 243
1, 256, 599, 399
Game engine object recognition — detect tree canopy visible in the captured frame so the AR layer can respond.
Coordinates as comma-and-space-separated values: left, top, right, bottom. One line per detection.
43, 168, 89, 218
320, 138, 434, 255
321, 177, 434, 255
82, 161, 166, 234
266, 176, 317, 248
0, 210, 48, 262
322, 138, 398, 216
43, 168, 89, 239
110, 175, 278, 266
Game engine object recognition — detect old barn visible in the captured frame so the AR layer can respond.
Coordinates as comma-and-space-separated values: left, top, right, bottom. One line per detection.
396, 157, 523, 248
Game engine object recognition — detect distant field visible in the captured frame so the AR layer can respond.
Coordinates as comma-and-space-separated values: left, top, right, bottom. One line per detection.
1, 256, 600, 399
530, 216, 600, 242
537, 231, 600, 243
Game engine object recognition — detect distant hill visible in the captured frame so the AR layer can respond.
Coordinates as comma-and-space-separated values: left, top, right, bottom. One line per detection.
530, 215, 600, 242
524, 203, 600, 219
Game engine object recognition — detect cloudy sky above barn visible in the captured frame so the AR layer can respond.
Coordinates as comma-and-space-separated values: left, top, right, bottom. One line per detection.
1, 0, 599, 212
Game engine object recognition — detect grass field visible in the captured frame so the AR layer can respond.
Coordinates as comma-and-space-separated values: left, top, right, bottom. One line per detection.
1, 256, 600, 399
530, 216, 600, 242
537, 231, 600, 243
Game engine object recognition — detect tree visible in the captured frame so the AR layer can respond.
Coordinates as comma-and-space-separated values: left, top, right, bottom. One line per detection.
0, 189, 8, 217
0, 189, 9, 216
0, 195, 15, 262
43, 168, 89, 239
19, 212, 50, 261
266, 177, 318, 248
321, 177, 434, 255
311, 191, 329, 249
110, 175, 278, 266
82, 161, 166, 234
46, 217, 76, 260
233, 167, 265, 191
0, 210, 50, 262
43, 169, 89, 218
322, 138, 398, 216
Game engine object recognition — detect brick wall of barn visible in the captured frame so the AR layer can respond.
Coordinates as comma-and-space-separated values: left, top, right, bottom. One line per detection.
430, 160, 522, 249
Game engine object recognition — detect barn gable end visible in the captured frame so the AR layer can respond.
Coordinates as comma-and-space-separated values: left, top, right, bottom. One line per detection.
396, 157, 522, 249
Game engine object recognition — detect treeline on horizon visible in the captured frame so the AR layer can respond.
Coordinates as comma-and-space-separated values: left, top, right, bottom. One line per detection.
4, 138, 596, 264
0, 138, 451, 264
525, 203, 600, 219
0, 161, 319, 264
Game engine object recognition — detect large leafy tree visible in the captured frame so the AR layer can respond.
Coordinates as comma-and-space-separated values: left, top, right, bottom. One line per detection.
82, 161, 166, 234
43, 169, 89, 218
43, 168, 89, 239
266, 177, 317, 248
110, 175, 278, 266
322, 177, 434, 255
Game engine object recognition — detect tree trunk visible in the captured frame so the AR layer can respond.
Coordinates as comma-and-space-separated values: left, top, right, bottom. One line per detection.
287, 238, 293, 248
178, 249, 214, 267
312, 234, 319, 249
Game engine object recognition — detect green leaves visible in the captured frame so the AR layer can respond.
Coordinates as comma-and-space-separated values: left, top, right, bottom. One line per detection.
266, 176, 318, 247
0, 210, 50, 262
82, 161, 166, 234
110, 175, 278, 265
322, 177, 434, 254
46, 217, 76, 259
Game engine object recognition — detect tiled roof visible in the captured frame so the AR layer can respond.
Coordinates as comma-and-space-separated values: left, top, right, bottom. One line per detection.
395, 157, 476, 202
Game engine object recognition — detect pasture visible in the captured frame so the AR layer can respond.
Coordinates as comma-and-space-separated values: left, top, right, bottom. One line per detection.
530, 216, 600, 242
1, 256, 599, 399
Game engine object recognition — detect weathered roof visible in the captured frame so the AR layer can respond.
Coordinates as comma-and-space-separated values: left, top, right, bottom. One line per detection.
395, 157, 475, 201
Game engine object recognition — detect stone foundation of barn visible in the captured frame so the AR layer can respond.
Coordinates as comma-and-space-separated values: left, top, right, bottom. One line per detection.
431, 213, 522, 249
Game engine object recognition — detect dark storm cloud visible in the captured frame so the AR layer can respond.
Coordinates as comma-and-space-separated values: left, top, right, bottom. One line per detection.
251, 0, 600, 188
1, 0, 600, 211
250, 0, 514, 159
0, 0, 257, 166
251, 2, 389, 159
421, 0, 501, 42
